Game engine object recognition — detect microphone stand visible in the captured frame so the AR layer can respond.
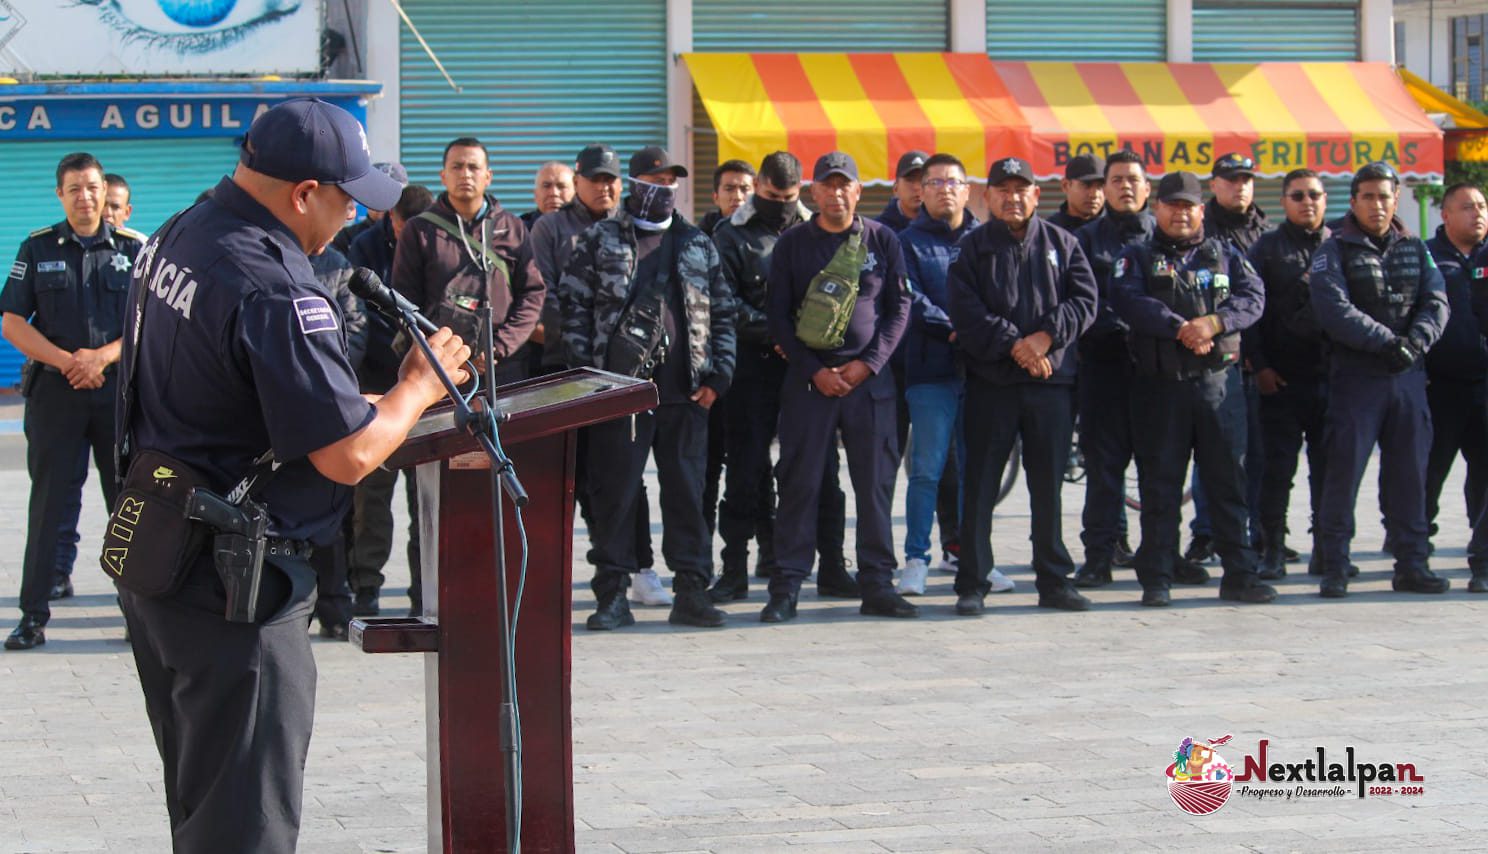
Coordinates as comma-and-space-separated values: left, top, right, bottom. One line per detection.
397, 305, 526, 854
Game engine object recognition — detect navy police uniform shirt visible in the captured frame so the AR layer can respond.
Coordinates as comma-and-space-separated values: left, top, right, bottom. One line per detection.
126, 176, 375, 544
766, 214, 910, 377
2, 220, 144, 351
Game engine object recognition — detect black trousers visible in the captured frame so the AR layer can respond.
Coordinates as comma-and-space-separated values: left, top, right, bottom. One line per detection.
1425, 375, 1488, 535
1257, 377, 1328, 547
717, 347, 846, 566
771, 366, 898, 598
120, 553, 317, 854
1130, 368, 1259, 589
586, 403, 713, 597
1077, 339, 1134, 565
1317, 370, 1432, 575
19, 371, 118, 621
956, 378, 1077, 597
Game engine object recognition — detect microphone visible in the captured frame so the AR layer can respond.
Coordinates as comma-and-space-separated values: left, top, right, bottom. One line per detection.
348, 267, 439, 335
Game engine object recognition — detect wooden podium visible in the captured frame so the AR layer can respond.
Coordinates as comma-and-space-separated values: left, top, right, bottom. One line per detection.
349, 368, 655, 853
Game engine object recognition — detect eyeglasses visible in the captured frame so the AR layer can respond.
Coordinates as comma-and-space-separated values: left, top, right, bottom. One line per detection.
923, 178, 967, 191
1287, 190, 1325, 202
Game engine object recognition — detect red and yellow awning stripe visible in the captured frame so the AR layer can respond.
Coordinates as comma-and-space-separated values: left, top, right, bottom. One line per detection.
683, 54, 1444, 182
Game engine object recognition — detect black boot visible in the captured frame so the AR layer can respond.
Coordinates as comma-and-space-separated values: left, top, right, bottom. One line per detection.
353, 587, 381, 617
709, 557, 749, 603
586, 591, 635, 631
1112, 537, 1135, 568
1470, 567, 1488, 594
669, 591, 727, 627
816, 555, 860, 599
1074, 557, 1113, 589
1257, 545, 1286, 581
1392, 567, 1450, 594
760, 592, 798, 623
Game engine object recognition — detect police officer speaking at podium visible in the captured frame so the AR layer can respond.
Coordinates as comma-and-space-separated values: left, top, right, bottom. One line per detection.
113, 98, 470, 853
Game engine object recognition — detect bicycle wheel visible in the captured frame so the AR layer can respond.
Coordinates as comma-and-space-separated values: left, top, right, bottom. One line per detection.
1124, 462, 1195, 510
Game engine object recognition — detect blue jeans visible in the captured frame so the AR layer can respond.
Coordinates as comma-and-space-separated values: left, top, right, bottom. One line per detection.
904, 380, 964, 563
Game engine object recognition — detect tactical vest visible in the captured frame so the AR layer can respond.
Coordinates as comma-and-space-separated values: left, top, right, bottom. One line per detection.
1131, 238, 1241, 379
1339, 237, 1422, 335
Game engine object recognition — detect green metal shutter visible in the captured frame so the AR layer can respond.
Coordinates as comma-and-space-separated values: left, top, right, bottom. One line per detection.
987, 1, 1166, 61
1193, 1, 1359, 62
693, 0, 948, 51
399, 0, 667, 205
0, 138, 240, 387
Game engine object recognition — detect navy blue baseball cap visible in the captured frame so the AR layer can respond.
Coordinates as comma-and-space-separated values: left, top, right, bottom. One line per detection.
240, 98, 403, 211
813, 151, 858, 182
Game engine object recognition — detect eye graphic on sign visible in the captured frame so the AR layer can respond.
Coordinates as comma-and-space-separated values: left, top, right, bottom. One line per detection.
81, 0, 300, 54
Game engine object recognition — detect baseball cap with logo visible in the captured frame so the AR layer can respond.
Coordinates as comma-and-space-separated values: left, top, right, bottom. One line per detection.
240, 97, 402, 211
1156, 171, 1204, 205
988, 157, 1036, 185
1351, 160, 1400, 194
813, 151, 859, 182
576, 144, 621, 179
373, 162, 409, 186
1065, 154, 1105, 183
1211, 153, 1257, 180
628, 146, 689, 179
895, 150, 930, 179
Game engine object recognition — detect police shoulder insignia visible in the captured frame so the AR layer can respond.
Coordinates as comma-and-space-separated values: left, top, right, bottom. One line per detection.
115, 226, 147, 242
1114, 257, 1128, 278
1310, 253, 1329, 273
293, 296, 340, 335
8, 261, 25, 280
1240, 258, 1257, 276
1473, 267, 1488, 280
28, 226, 53, 239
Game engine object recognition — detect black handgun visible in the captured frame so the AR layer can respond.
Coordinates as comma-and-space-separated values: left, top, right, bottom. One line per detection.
185, 487, 268, 623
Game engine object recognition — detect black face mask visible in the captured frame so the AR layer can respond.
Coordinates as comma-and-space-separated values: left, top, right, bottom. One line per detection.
753, 196, 794, 231
626, 178, 676, 229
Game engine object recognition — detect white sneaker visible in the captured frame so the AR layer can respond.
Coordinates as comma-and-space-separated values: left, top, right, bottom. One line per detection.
897, 558, 930, 596
628, 569, 673, 606
938, 552, 960, 574
988, 568, 1016, 593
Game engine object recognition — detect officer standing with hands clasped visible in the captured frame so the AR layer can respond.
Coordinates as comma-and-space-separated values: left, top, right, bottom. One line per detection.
114, 98, 470, 851
1308, 161, 1450, 598
2, 152, 144, 650
764, 151, 912, 622
1110, 171, 1276, 607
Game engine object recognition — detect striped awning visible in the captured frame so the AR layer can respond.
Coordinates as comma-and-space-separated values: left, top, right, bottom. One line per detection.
1398, 66, 1488, 163
683, 54, 1444, 183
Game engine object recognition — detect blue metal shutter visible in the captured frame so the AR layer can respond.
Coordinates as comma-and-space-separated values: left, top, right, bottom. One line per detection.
399, 0, 667, 205
693, 0, 948, 51
1193, 1, 1359, 62
0, 137, 239, 388
986, 1, 1166, 61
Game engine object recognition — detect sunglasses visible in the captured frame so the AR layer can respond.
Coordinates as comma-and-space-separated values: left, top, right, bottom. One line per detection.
1287, 190, 1325, 202
1219, 156, 1256, 170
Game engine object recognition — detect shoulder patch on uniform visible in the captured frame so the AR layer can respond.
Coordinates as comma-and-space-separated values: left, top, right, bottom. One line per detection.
1473, 267, 1488, 280
9, 261, 25, 280
1114, 257, 1127, 278
28, 226, 53, 238
114, 226, 146, 242
293, 296, 339, 335
1311, 253, 1328, 273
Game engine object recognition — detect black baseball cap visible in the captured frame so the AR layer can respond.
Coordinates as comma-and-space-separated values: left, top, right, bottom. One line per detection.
629, 146, 688, 179
1212, 153, 1257, 180
895, 150, 929, 179
1065, 154, 1105, 183
988, 156, 1035, 185
813, 151, 858, 182
576, 144, 621, 179
240, 98, 402, 210
1351, 161, 1400, 194
1156, 171, 1203, 205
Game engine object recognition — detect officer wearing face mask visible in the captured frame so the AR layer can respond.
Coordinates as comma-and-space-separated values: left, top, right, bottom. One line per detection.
558, 146, 737, 630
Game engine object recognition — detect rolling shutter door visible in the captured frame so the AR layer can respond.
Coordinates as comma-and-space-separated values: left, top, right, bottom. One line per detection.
1193, 1, 1359, 62
986, 0, 1167, 61
399, 0, 668, 204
